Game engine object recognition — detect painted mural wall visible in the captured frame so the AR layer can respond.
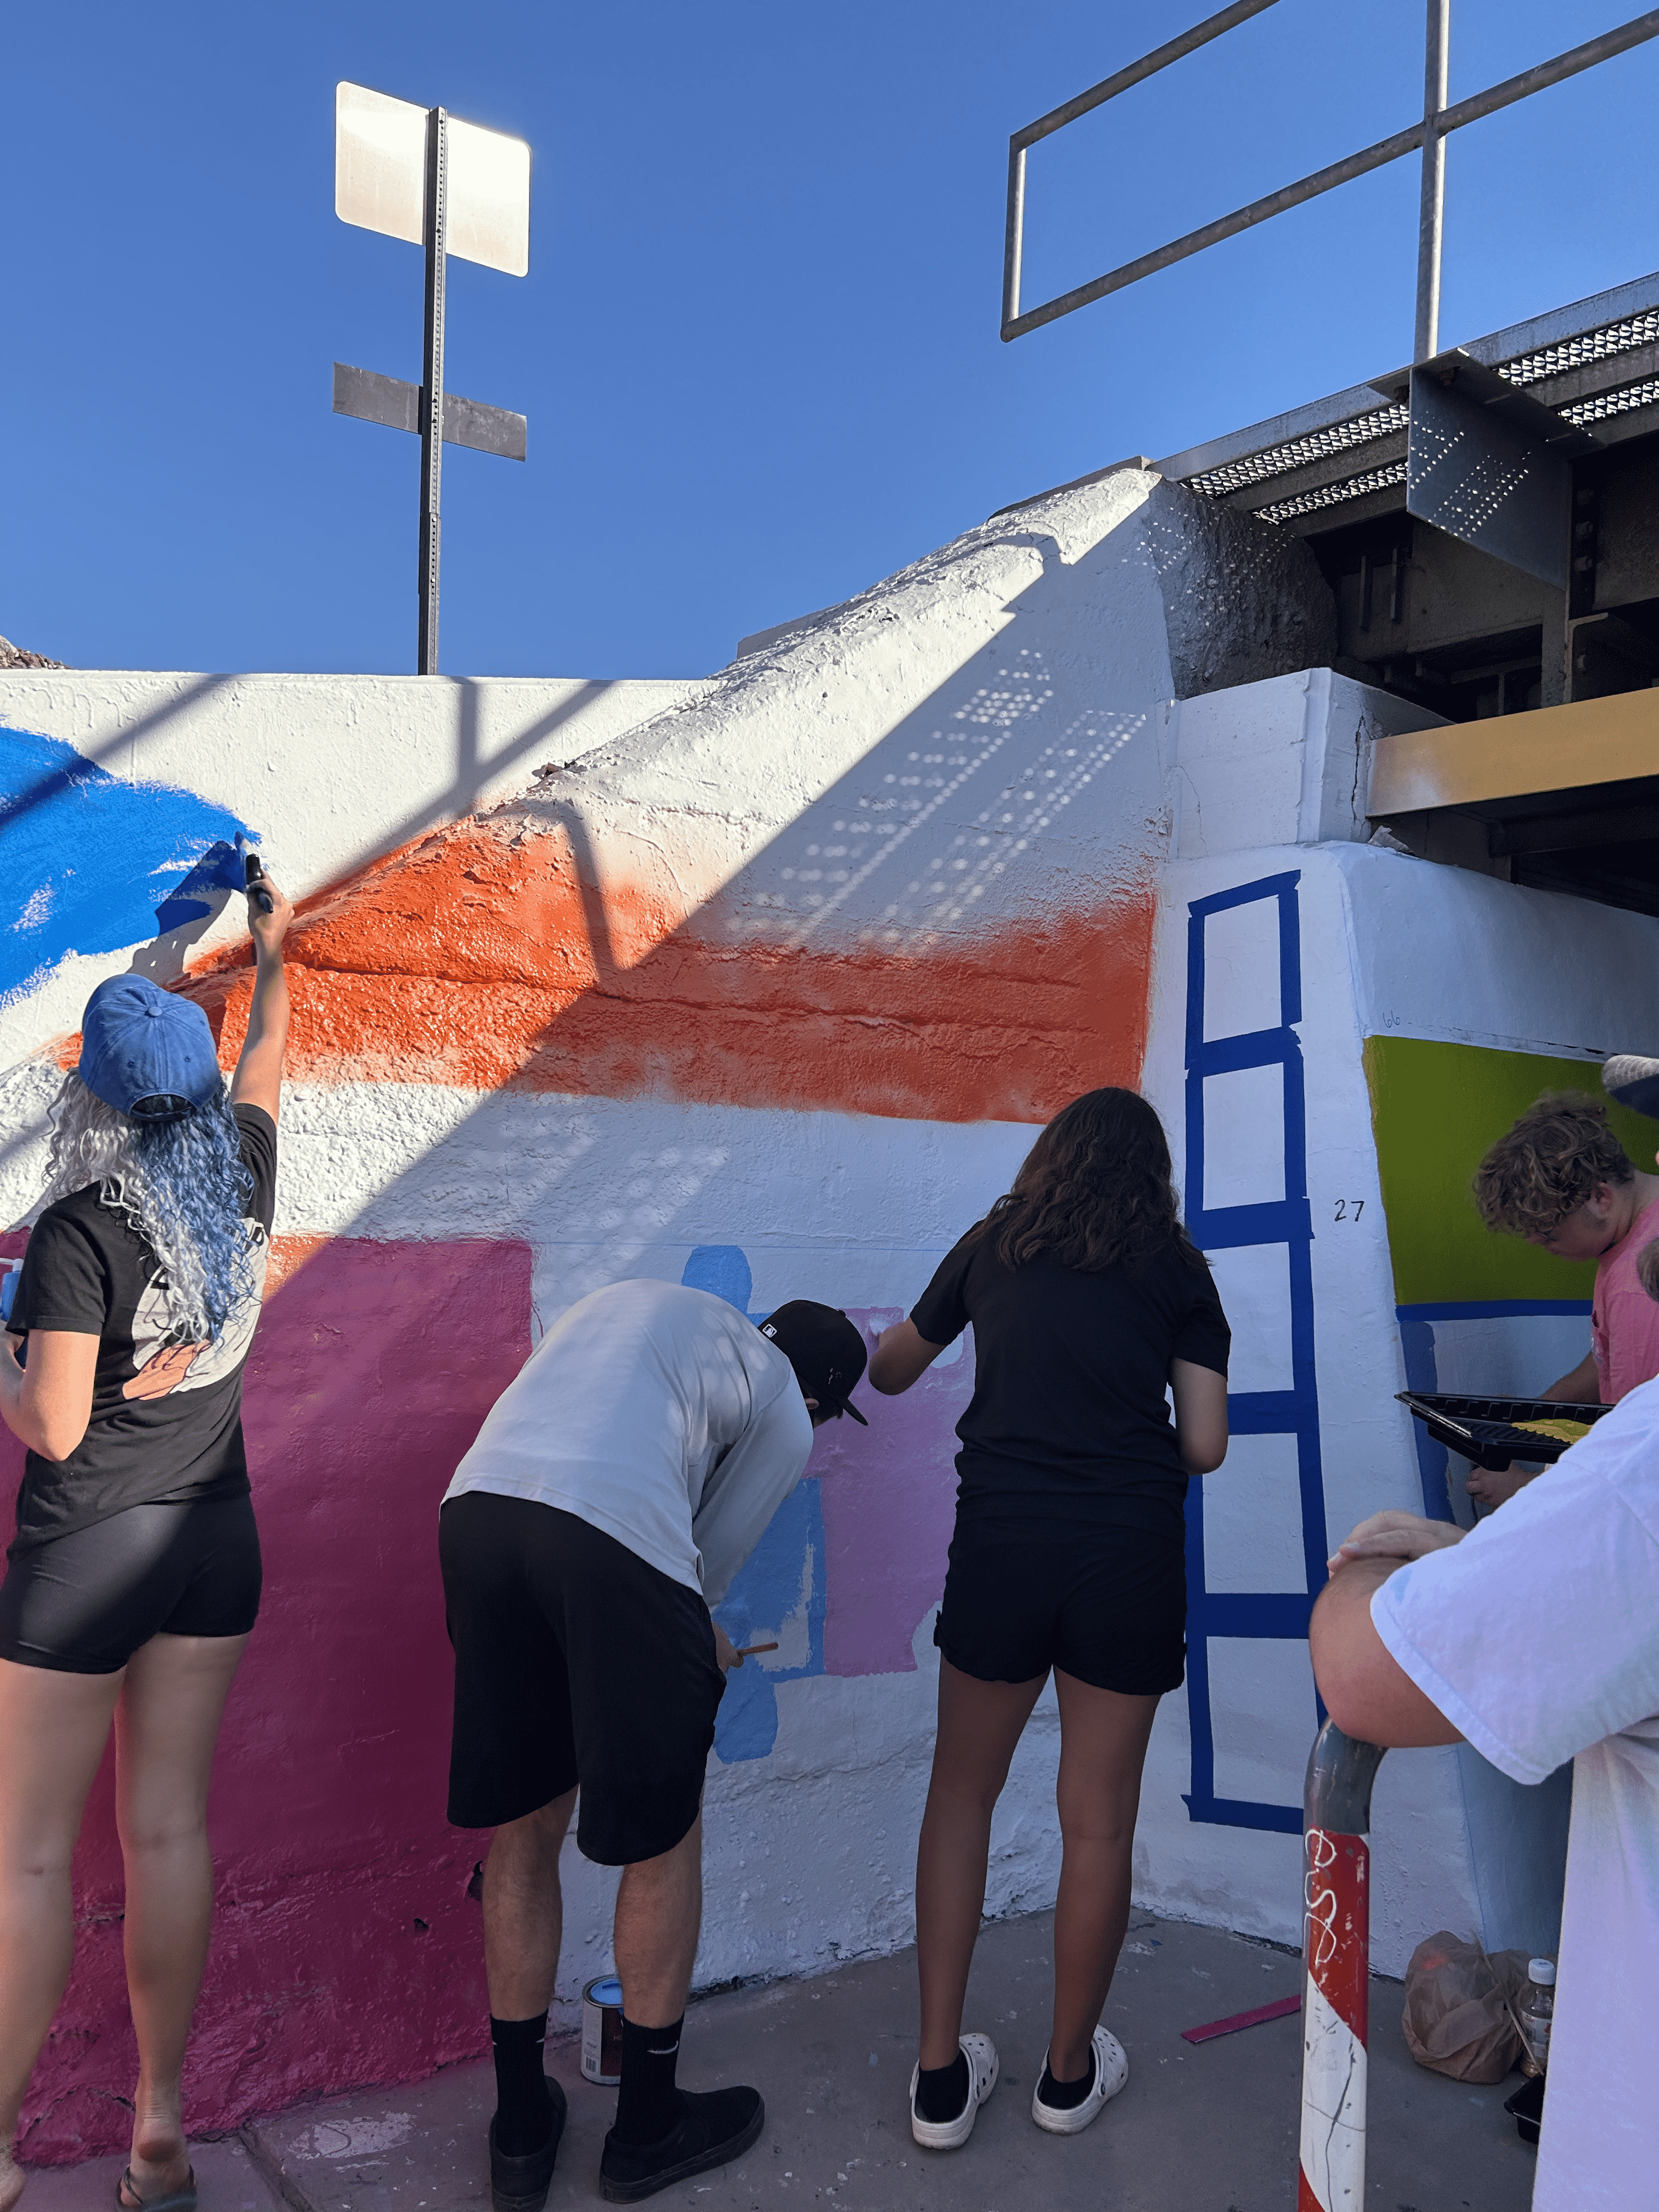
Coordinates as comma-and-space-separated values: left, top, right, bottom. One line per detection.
4, 465, 1656, 2159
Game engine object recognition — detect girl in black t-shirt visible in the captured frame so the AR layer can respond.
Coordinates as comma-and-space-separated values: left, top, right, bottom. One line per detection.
868, 1087, 1229, 2154
0, 871, 293, 2212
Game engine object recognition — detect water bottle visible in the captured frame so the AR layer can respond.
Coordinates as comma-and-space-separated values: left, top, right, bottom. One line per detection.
1520, 1957, 1555, 2075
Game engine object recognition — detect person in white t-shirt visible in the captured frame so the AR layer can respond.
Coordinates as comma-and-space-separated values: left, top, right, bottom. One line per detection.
438, 1279, 870, 2210
1310, 1368, 1659, 2212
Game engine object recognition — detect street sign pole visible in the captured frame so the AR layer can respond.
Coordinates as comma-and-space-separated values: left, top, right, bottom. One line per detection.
418, 107, 448, 677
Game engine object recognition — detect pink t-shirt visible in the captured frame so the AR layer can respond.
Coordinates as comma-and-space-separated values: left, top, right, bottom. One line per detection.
1592, 1194, 1659, 1402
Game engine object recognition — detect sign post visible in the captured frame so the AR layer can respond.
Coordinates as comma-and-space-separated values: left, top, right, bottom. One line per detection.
333, 82, 531, 674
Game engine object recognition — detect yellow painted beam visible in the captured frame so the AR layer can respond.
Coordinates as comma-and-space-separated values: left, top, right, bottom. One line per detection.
1367, 689, 1659, 815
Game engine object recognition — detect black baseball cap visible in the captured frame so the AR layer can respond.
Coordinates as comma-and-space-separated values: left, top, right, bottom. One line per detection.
758, 1301, 869, 1425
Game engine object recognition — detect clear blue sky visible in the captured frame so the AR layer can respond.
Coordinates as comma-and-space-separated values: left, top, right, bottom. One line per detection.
5, 1, 1656, 680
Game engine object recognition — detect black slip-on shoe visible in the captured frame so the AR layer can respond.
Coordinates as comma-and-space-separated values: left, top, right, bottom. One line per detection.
489, 2076, 568, 2212
600, 2085, 765, 2204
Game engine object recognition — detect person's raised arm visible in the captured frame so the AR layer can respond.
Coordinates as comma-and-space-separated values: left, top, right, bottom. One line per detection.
229, 870, 295, 1124
867, 1318, 948, 1396
1171, 1358, 1227, 1474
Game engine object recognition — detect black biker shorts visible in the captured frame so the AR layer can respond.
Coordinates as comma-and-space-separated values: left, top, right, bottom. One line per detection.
934, 1511, 1187, 1696
439, 1491, 727, 1866
0, 1491, 263, 1674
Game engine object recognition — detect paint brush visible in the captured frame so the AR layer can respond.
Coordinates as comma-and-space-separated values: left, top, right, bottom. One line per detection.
736, 1641, 778, 1657
244, 851, 275, 915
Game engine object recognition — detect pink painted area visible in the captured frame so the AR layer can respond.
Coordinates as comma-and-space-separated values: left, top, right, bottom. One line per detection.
2, 1234, 532, 2165
811, 1319, 970, 1677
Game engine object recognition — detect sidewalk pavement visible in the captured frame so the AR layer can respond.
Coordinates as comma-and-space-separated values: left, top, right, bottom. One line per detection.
25, 1909, 1538, 2212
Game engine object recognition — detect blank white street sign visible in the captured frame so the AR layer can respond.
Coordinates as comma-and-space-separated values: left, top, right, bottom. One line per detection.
335, 81, 530, 277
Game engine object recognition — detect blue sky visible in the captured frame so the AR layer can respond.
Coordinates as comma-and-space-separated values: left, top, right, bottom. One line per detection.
5, 1, 1656, 681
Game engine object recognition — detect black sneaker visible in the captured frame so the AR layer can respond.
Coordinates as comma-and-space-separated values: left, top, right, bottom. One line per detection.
489, 2076, 568, 2212
600, 2085, 765, 2204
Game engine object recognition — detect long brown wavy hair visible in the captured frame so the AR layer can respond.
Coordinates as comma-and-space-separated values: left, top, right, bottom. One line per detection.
969, 1087, 1201, 1274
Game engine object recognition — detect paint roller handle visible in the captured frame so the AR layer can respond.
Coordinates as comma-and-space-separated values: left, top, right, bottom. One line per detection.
736, 1641, 779, 1658
244, 853, 275, 915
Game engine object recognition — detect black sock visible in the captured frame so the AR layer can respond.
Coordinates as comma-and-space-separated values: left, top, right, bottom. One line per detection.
914, 2050, 970, 2124
490, 2013, 554, 2156
1038, 2046, 1096, 2110
612, 2013, 685, 2147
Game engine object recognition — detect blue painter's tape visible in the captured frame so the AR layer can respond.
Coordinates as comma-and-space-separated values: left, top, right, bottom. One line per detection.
1, 729, 256, 1006
1395, 1299, 1592, 1321
1182, 871, 1324, 1831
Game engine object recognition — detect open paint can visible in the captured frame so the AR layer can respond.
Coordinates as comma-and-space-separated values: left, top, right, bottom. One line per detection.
581, 1976, 624, 2085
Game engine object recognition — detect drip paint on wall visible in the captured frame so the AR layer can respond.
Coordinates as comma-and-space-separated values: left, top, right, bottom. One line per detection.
0, 730, 255, 1005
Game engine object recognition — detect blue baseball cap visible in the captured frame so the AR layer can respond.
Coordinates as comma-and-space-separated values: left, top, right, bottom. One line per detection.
78, 976, 223, 1122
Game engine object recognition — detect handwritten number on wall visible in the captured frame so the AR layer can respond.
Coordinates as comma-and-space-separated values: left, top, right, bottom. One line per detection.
1333, 1199, 1365, 1221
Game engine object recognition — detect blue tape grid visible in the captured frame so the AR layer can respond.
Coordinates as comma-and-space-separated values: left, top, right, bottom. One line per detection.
1182, 872, 1323, 1836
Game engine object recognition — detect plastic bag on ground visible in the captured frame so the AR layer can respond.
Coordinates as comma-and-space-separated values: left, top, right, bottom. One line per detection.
1401, 1931, 1531, 2084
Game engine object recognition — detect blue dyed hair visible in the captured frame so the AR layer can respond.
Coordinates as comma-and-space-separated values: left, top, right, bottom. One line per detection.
41, 1072, 258, 1344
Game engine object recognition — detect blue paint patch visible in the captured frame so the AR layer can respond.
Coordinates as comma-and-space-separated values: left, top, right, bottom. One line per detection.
1, 729, 256, 1007
712, 1477, 827, 1763
679, 1244, 828, 1764
681, 1244, 756, 1314
153, 833, 259, 934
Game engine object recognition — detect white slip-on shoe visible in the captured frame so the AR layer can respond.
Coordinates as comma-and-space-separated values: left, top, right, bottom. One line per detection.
1031, 2025, 1129, 2135
909, 2033, 1000, 2151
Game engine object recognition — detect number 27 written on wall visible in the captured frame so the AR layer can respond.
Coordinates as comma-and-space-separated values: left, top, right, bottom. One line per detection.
1332, 1199, 1366, 1222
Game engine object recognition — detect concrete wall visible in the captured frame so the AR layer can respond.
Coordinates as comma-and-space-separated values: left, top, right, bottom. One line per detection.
2, 465, 1646, 2159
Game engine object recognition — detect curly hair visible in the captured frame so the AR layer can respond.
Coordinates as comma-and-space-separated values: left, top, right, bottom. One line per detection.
1472, 1091, 1634, 1240
969, 1086, 1201, 1274
37, 1071, 258, 1344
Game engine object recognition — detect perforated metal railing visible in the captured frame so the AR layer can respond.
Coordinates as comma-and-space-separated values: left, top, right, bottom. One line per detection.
1176, 296, 1659, 520
1497, 308, 1659, 387
1186, 407, 1409, 499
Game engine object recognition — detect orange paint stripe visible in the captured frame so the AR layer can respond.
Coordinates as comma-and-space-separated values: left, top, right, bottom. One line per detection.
182, 819, 1156, 1125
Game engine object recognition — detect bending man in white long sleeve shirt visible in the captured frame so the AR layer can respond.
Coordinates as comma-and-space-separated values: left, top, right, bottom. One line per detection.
438, 1279, 869, 2211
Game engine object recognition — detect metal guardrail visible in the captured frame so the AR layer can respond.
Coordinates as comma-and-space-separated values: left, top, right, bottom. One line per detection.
1002, 2, 1659, 363
1300, 1720, 1387, 2212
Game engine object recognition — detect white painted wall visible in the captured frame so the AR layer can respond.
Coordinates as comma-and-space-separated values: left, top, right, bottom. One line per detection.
0, 670, 705, 1071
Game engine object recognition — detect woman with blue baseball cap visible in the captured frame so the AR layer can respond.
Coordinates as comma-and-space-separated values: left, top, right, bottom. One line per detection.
0, 867, 294, 2212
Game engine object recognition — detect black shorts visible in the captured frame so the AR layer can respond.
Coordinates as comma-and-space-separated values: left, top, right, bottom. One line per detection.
439, 1491, 727, 1866
0, 1492, 263, 1675
934, 1513, 1186, 1696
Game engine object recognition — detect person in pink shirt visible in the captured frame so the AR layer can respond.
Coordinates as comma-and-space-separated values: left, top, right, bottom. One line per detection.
1471, 1091, 1659, 1505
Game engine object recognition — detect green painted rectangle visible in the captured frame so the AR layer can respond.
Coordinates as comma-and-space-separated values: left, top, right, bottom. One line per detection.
1363, 1035, 1657, 1307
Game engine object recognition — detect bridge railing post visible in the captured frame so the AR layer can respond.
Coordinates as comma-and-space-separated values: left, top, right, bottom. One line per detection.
1299, 1719, 1387, 2212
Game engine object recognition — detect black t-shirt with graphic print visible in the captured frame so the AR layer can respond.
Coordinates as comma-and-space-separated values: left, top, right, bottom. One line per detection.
911, 1223, 1231, 1537
4, 1104, 276, 1554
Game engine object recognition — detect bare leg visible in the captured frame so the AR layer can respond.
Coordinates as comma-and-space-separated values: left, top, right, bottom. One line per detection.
0, 1656, 126, 2212
613, 1816, 703, 2028
115, 1632, 250, 2204
1046, 1672, 1160, 2081
482, 1790, 578, 2019
915, 1662, 1046, 2072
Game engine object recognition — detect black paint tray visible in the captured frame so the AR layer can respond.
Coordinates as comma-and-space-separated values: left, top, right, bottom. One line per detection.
1397, 1392, 1611, 1471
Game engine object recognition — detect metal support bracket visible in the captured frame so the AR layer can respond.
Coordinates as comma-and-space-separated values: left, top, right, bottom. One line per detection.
1391, 349, 1600, 589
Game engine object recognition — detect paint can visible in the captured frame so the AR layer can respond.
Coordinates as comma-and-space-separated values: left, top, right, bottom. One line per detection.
581, 1976, 624, 2085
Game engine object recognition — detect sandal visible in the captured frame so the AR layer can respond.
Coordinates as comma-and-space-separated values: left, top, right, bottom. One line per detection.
116, 2167, 198, 2212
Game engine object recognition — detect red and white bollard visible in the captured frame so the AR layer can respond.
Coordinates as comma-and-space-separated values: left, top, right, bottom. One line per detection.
1299, 1721, 1386, 2212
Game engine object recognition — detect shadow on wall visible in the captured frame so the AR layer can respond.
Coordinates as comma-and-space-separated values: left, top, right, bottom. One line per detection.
175, 504, 1218, 1123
